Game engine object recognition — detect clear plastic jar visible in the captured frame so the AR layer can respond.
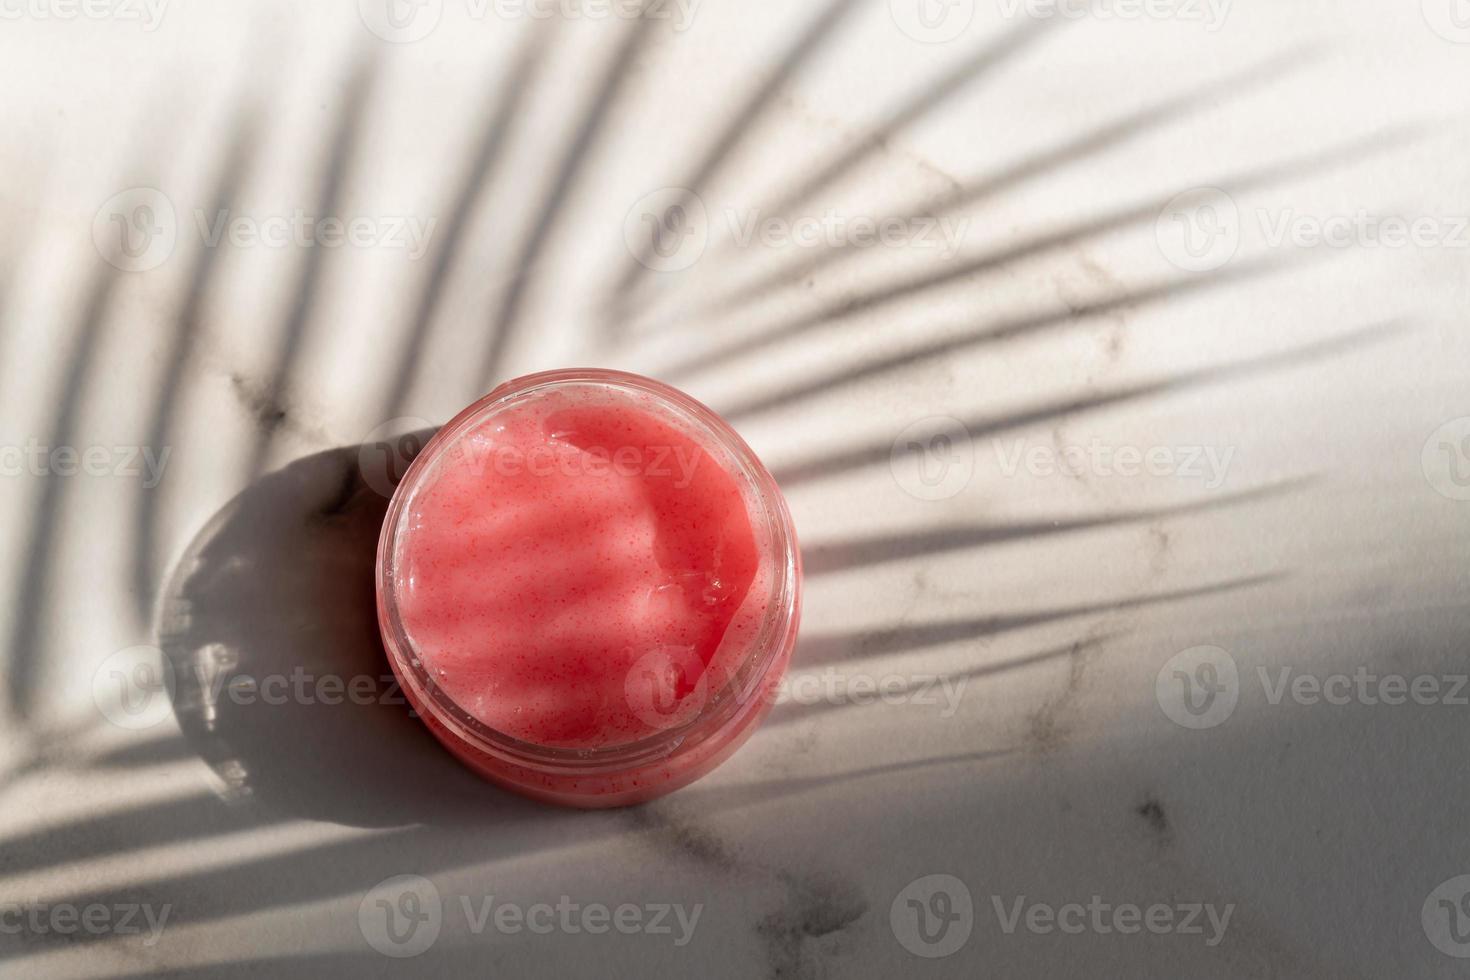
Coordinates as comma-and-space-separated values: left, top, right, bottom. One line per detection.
375, 370, 801, 808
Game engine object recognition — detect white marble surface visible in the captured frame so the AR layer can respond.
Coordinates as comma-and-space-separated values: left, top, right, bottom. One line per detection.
2, 0, 1469, 976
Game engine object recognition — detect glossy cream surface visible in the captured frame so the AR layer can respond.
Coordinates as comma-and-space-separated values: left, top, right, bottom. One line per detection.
396, 385, 764, 749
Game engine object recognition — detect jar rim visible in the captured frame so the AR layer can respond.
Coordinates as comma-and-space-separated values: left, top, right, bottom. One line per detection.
374, 368, 801, 775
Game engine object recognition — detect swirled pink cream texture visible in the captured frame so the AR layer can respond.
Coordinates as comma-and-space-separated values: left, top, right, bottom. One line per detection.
394, 385, 769, 750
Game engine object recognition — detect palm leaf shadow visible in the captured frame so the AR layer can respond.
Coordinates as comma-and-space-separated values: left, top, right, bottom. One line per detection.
380, 25, 554, 419
660, 126, 1420, 383
621, 14, 1067, 332
0, 18, 1427, 974
603, 0, 866, 338
242, 50, 381, 482
5, 244, 124, 719
773, 320, 1404, 488
801, 478, 1310, 576
693, 46, 1322, 322
131, 104, 264, 621
476, 4, 661, 391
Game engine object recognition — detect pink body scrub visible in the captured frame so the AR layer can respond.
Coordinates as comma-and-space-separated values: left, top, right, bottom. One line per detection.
376, 370, 800, 808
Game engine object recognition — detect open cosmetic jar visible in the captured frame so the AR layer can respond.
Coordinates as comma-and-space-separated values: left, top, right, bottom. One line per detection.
375, 369, 801, 808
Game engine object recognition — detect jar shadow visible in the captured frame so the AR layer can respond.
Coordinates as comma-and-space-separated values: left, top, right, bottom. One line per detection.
156, 431, 550, 828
